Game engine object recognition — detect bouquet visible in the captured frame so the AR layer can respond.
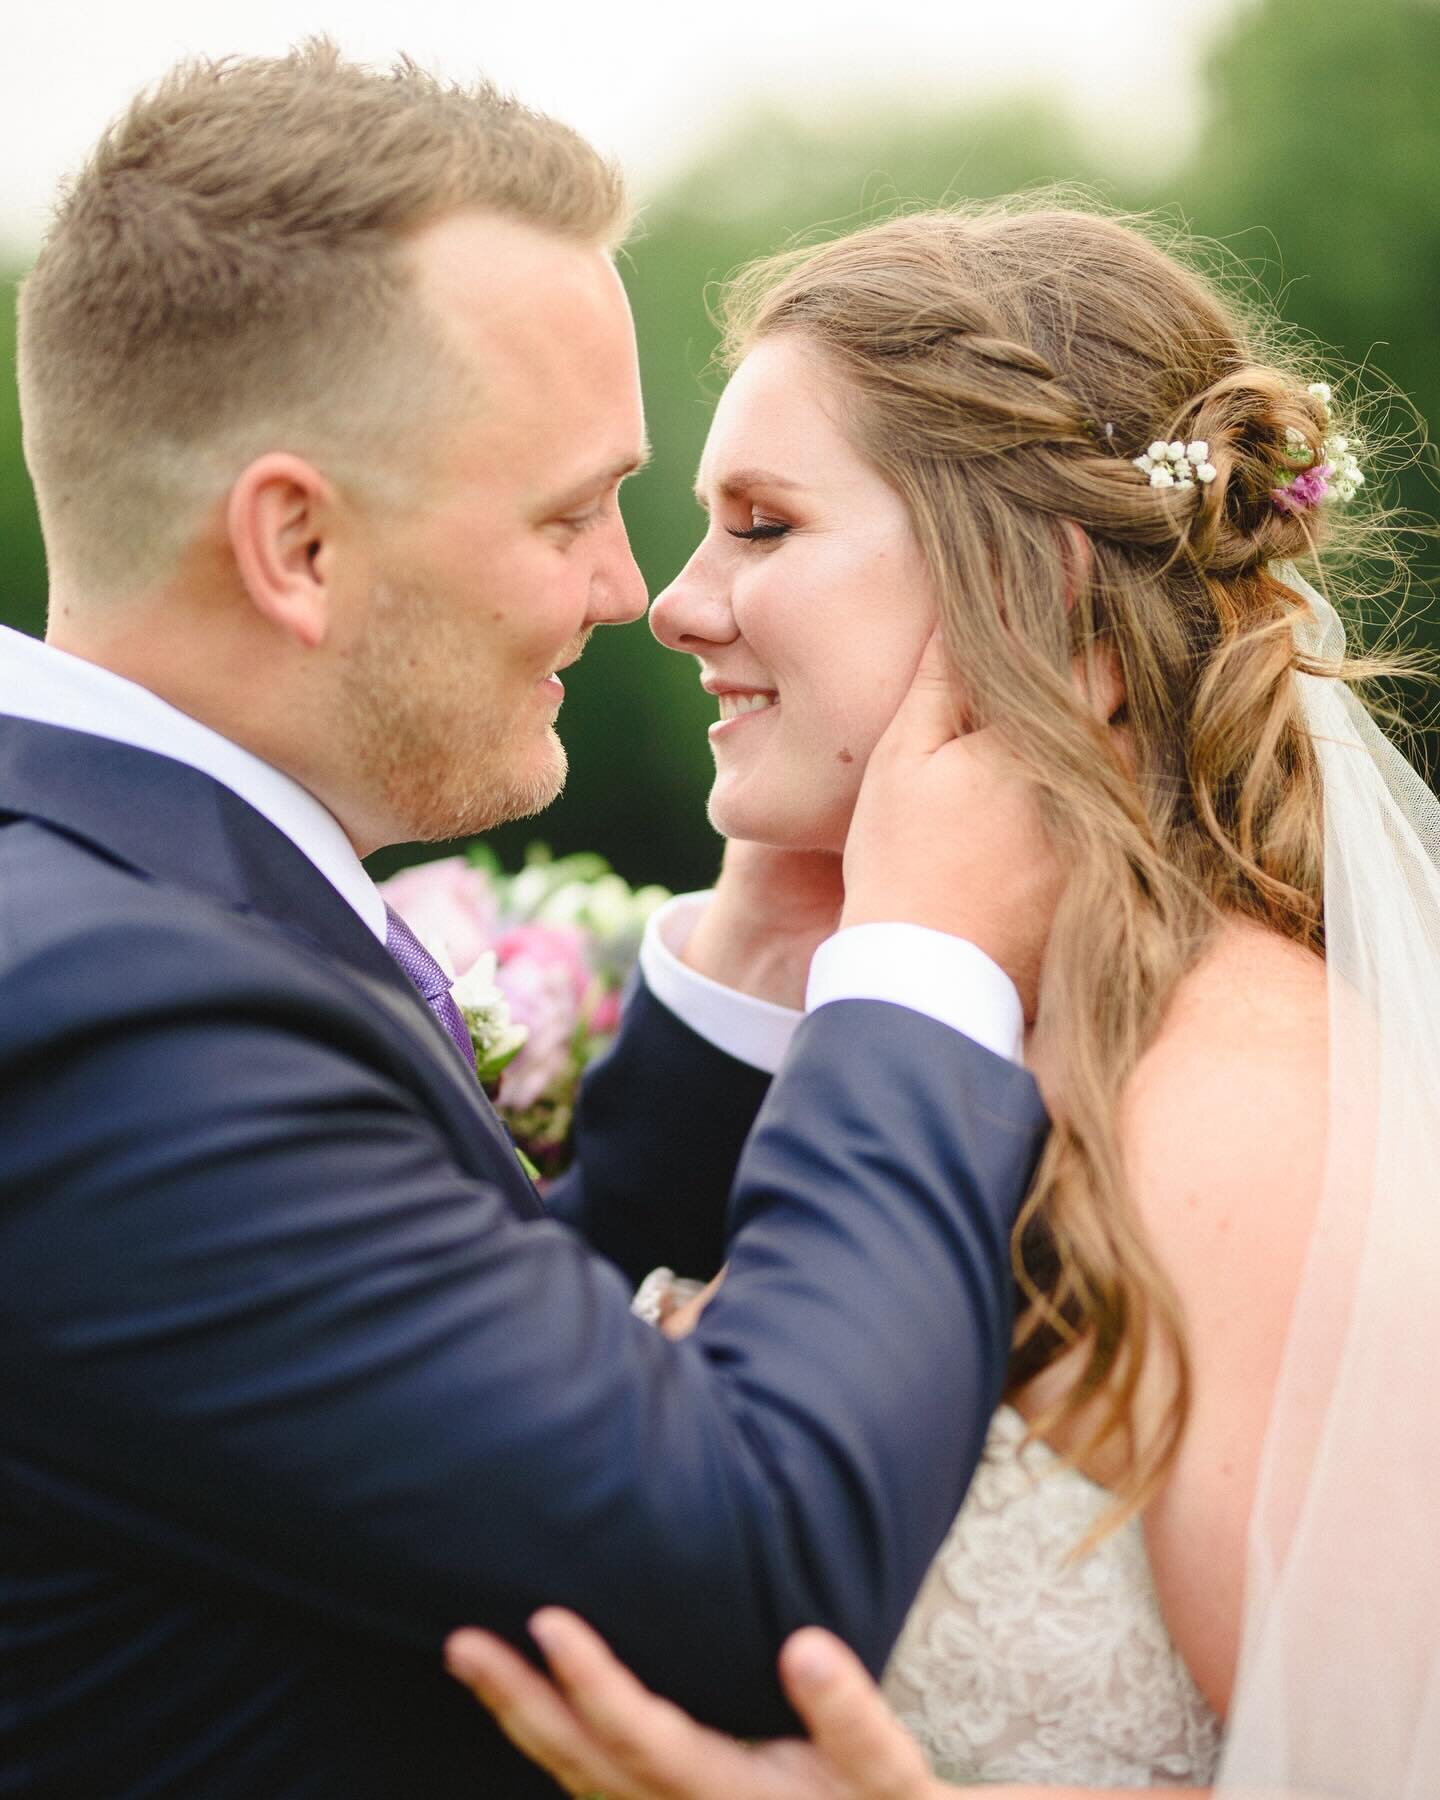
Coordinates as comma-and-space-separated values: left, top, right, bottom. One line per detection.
378, 845, 670, 1180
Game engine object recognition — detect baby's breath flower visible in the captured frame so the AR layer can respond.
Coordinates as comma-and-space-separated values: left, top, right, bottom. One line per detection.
1132, 438, 1216, 491
1326, 435, 1365, 503
1132, 377, 1364, 519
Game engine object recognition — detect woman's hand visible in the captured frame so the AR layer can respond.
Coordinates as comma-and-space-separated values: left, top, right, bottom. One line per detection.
658, 1267, 726, 1340
681, 841, 844, 1011
446, 1610, 946, 1800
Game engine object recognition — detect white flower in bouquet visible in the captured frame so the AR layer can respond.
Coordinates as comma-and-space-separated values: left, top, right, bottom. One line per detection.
449, 950, 529, 1086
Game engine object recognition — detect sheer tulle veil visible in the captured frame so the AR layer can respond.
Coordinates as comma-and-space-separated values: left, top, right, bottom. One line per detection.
1216, 565, 1440, 1798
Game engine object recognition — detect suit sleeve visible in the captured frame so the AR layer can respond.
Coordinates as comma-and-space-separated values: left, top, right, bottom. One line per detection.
544, 974, 772, 1282
0, 917, 1048, 1737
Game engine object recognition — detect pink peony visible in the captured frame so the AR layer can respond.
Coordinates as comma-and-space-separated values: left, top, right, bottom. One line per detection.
378, 857, 499, 975
495, 952, 582, 1110
496, 922, 592, 1007
587, 989, 622, 1037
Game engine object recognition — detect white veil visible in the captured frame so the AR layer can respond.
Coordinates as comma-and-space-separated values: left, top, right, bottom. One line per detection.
1217, 565, 1440, 1798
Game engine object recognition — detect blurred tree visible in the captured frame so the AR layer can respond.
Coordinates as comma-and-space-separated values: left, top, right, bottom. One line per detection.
0, 275, 45, 641
1190, 0, 1440, 442
1178, 0, 1440, 647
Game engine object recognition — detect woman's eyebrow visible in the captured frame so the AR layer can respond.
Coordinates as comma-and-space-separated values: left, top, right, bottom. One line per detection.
694, 467, 805, 504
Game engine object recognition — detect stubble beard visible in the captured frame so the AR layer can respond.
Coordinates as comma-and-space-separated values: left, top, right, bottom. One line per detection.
342, 579, 567, 845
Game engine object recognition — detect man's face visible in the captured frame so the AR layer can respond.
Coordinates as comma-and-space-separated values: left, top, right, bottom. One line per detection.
339, 212, 649, 846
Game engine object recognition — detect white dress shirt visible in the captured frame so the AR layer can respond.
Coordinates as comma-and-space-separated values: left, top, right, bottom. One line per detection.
1, 625, 1023, 1070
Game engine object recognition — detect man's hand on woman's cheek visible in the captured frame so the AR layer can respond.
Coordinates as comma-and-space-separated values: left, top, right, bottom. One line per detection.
842, 633, 1061, 1017
445, 1609, 945, 1800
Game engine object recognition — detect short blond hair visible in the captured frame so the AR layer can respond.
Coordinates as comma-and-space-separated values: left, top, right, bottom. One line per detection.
18, 38, 629, 597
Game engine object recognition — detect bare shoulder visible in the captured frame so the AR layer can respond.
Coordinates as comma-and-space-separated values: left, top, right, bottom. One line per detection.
1120, 921, 1329, 1714
1122, 919, 1328, 1263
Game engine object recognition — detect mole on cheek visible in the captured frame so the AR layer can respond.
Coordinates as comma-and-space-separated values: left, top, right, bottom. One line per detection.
837, 748, 854, 764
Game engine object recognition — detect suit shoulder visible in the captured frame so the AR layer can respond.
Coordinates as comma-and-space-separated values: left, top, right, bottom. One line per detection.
0, 816, 385, 1055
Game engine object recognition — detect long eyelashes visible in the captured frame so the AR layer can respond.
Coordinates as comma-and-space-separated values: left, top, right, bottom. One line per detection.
725, 522, 790, 543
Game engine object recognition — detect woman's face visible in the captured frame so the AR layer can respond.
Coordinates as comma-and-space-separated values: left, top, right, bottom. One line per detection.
649, 336, 937, 852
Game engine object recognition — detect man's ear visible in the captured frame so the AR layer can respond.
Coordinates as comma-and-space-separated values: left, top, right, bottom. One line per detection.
226, 454, 337, 649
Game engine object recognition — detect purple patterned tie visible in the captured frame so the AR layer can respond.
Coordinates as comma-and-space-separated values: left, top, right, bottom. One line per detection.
383, 903, 477, 1072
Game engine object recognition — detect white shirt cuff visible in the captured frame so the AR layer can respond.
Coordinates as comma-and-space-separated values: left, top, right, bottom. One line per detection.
638, 892, 802, 1075
639, 895, 1024, 1072
805, 923, 1024, 1066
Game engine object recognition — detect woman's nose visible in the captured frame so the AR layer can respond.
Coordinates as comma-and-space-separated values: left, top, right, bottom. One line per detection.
649, 546, 737, 653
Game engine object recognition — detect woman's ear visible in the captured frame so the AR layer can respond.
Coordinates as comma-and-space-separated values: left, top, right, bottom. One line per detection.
1076, 639, 1126, 725
1058, 522, 1126, 723
1058, 519, 1093, 614
226, 453, 336, 649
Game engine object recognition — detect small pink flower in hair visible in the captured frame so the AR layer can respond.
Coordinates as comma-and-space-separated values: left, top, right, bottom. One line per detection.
1271, 383, 1365, 513
1272, 463, 1333, 515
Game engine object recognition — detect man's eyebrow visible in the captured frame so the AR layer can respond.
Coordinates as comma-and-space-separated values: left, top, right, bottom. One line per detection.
547, 446, 652, 512
693, 467, 804, 505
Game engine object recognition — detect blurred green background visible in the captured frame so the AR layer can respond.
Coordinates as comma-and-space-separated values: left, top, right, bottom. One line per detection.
3, 0, 1435, 892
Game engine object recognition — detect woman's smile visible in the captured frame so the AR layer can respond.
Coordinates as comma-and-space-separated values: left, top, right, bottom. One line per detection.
709, 687, 780, 737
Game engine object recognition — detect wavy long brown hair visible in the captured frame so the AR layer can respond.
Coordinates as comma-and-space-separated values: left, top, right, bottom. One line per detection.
720, 202, 1402, 1532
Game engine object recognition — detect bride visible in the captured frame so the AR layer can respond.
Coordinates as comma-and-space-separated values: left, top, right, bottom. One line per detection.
445, 202, 1440, 1797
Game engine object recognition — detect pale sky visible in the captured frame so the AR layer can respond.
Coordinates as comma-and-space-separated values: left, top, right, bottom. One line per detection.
2, 0, 1240, 256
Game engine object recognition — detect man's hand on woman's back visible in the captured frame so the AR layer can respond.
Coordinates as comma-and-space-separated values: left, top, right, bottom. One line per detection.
445, 1609, 947, 1800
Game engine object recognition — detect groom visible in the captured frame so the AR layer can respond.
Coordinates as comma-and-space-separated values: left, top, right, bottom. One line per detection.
0, 43, 1050, 1799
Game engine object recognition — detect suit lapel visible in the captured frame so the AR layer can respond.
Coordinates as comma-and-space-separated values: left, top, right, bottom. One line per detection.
0, 715, 538, 1206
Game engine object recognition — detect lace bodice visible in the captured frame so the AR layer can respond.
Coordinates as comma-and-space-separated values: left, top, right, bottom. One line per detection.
881, 1404, 1221, 1787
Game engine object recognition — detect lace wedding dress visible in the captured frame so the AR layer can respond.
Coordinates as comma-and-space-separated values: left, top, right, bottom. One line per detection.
880, 1403, 1220, 1787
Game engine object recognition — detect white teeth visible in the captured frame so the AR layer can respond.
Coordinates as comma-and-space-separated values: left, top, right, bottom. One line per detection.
717, 692, 777, 721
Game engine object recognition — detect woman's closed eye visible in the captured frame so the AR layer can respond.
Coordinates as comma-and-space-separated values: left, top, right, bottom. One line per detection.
726, 519, 791, 543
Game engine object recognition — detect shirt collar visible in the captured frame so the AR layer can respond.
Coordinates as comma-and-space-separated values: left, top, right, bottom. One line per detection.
0, 625, 387, 941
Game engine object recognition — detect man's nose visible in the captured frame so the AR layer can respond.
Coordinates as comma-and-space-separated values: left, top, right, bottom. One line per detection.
649, 547, 736, 652
587, 521, 649, 627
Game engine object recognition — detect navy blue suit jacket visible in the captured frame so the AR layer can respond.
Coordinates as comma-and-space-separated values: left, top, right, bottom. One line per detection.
0, 715, 1048, 1797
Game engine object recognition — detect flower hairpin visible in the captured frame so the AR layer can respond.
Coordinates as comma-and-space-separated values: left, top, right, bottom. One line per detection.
1270, 383, 1364, 516
1132, 440, 1217, 490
